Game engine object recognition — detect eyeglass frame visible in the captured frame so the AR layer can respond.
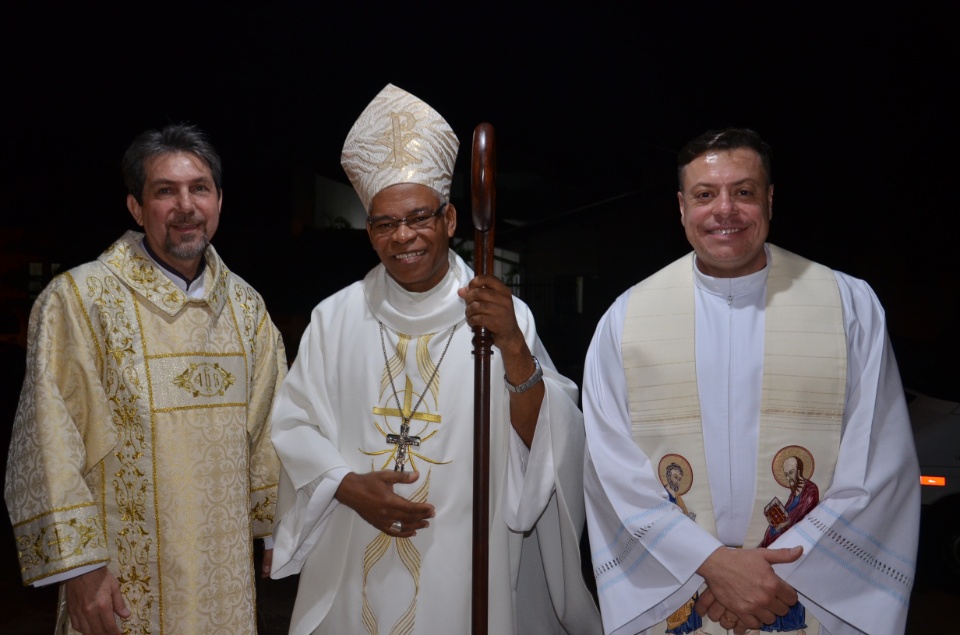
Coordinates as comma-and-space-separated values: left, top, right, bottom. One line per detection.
366, 202, 448, 236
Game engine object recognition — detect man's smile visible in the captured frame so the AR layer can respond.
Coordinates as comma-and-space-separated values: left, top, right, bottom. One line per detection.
707, 227, 745, 235
394, 250, 426, 260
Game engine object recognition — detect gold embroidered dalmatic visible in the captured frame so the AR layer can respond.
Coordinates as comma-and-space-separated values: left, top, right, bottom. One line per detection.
5, 231, 286, 634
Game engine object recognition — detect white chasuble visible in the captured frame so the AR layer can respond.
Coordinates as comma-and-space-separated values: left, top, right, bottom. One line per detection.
5, 231, 286, 635
361, 324, 473, 634
583, 244, 919, 635
271, 252, 602, 635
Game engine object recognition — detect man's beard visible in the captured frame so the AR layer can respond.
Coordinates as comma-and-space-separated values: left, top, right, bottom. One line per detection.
165, 216, 209, 260
788, 477, 804, 495
166, 232, 208, 260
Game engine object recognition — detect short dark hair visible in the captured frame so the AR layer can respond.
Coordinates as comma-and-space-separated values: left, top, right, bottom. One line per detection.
677, 127, 772, 190
122, 123, 223, 204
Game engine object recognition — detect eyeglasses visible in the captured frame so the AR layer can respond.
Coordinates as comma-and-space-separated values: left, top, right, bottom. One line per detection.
367, 203, 447, 237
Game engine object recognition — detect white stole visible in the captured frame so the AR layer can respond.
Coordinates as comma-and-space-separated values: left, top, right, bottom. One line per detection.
622, 244, 846, 633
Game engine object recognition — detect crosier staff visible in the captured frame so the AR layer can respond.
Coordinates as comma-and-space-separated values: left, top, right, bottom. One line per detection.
471, 122, 495, 635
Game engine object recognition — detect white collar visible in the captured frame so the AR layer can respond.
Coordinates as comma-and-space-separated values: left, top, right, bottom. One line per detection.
363, 251, 470, 335
693, 244, 771, 299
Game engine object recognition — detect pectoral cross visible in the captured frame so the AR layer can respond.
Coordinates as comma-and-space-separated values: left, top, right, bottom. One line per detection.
387, 423, 420, 472
373, 376, 441, 471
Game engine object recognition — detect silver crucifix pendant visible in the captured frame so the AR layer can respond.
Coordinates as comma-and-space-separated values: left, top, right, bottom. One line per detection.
386, 421, 421, 471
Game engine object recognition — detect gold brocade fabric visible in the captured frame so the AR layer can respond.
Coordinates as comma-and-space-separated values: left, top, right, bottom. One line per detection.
5, 232, 286, 634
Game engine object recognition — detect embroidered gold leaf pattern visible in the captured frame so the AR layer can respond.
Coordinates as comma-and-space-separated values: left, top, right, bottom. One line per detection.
91, 263, 154, 632
17, 516, 107, 567
128, 258, 164, 288
232, 283, 261, 354
250, 491, 276, 524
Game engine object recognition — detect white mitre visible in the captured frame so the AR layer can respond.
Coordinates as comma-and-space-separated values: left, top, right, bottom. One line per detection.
341, 83, 460, 211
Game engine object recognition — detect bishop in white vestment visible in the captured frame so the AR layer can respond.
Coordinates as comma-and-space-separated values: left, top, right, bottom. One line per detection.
270, 84, 601, 635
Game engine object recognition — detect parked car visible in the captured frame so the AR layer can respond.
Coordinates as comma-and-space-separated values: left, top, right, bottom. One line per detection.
907, 387, 960, 582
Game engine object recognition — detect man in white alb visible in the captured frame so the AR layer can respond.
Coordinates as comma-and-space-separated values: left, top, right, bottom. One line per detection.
269, 84, 601, 635
582, 128, 919, 634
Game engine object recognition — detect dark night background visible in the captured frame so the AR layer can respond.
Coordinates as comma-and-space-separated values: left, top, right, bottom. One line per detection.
2, 3, 956, 397
0, 2, 957, 631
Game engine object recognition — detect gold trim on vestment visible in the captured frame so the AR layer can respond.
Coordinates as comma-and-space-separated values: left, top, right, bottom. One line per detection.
135, 295, 162, 634
416, 334, 440, 408
148, 351, 245, 359
14, 505, 109, 584
153, 402, 248, 413
66, 271, 104, 372
361, 326, 457, 632
381, 334, 411, 399
361, 470, 431, 635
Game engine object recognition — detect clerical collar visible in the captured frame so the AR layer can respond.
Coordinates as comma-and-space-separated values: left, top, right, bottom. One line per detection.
364, 250, 468, 335
693, 244, 771, 300
140, 238, 208, 295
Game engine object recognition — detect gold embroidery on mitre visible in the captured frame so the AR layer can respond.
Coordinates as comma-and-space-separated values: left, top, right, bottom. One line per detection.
173, 362, 236, 397
376, 111, 423, 169
341, 84, 459, 210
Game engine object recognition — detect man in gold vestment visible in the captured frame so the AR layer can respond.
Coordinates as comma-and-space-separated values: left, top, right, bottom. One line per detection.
4, 124, 288, 634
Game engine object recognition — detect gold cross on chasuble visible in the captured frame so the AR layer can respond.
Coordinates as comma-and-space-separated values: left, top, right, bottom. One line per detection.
372, 376, 441, 471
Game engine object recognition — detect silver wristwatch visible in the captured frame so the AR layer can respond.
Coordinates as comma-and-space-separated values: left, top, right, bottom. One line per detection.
504, 356, 543, 393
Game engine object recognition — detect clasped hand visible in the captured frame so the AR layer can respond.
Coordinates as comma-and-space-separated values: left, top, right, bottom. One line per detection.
695, 545, 803, 633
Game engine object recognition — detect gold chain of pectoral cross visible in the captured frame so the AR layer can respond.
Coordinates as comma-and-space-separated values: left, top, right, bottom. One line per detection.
378, 321, 457, 471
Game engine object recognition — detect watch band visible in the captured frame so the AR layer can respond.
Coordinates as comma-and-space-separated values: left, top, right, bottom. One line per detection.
504, 356, 543, 393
